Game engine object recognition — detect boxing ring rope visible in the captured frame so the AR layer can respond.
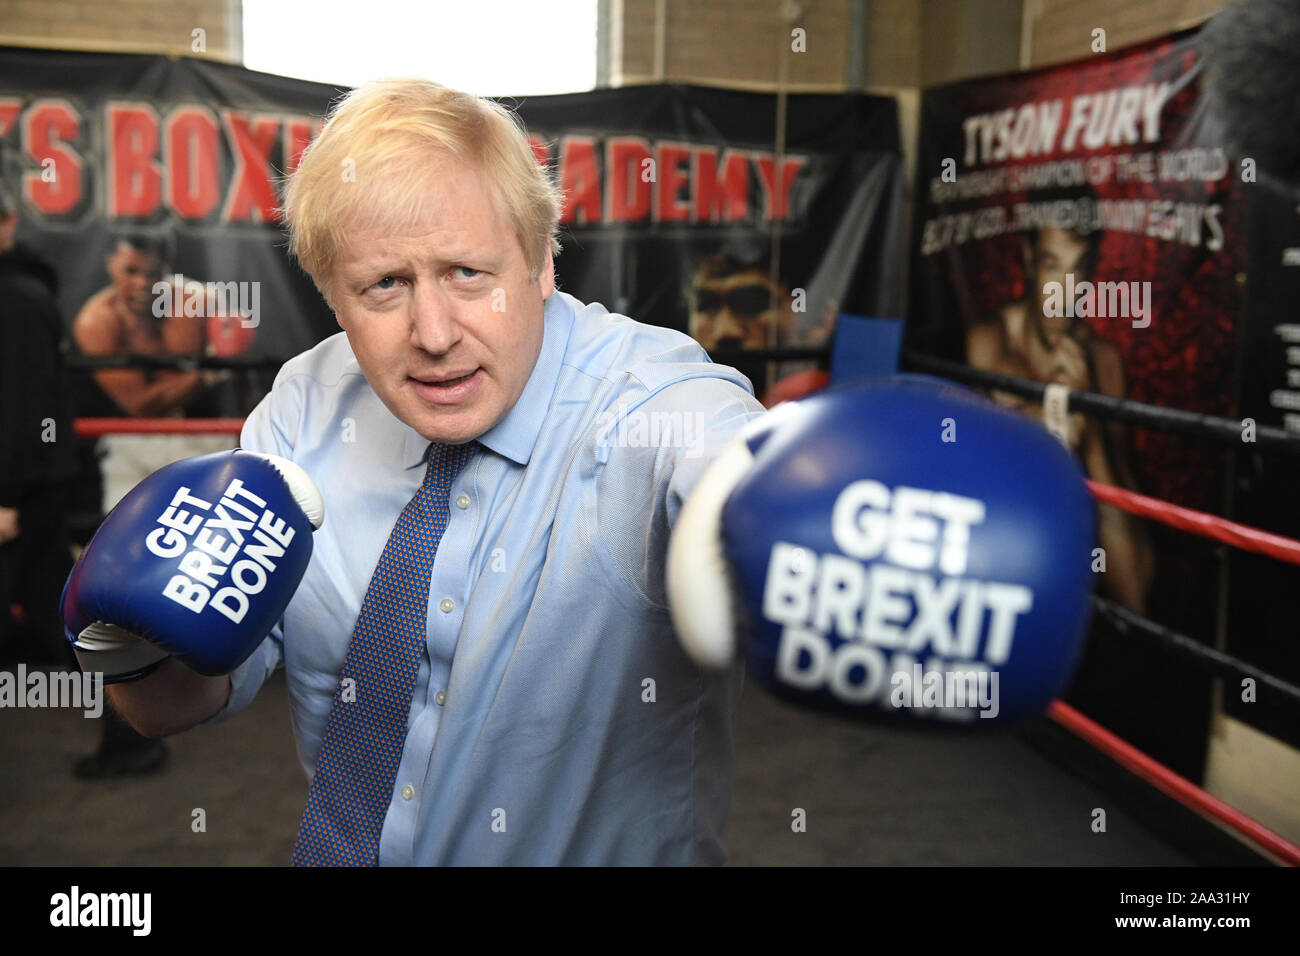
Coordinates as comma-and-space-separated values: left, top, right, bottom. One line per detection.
1091, 594, 1300, 707
1046, 701, 1300, 866
892, 354, 1300, 865
1063, 593, 1300, 863
72, 407, 1300, 864
1078, 485, 1300, 863
904, 350, 1300, 454
75, 418, 245, 437
1088, 479, 1300, 566
66, 354, 277, 371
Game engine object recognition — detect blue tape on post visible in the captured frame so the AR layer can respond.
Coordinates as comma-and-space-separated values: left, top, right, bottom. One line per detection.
829, 314, 903, 383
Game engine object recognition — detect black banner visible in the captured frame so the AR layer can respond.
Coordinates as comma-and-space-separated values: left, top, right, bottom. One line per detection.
909, 21, 1300, 793
908, 29, 1252, 779
0, 47, 904, 410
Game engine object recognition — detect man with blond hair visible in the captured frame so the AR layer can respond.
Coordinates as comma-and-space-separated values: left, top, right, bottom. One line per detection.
90, 78, 765, 865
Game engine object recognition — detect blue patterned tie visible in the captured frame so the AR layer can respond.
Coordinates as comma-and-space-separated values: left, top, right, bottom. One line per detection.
292, 441, 474, 866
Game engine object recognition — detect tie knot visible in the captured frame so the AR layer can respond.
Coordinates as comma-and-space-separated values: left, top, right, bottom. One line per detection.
423, 441, 474, 491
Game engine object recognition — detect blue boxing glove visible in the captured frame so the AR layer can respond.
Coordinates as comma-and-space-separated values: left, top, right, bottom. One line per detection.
62, 450, 324, 683
667, 376, 1095, 724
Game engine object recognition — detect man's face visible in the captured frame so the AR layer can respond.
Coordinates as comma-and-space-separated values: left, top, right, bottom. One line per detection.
330, 155, 553, 445
689, 267, 784, 351
1031, 227, 1090, 345
107, 244, 164, 316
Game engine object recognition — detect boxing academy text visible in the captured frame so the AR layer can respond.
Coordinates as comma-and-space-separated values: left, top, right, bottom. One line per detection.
0, 98, 808, 227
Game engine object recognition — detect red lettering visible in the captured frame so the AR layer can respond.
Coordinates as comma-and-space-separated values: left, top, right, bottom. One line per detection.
656, 142, 691, 222
695, 148, 748, 222
753, 154, 807, 220
107, 104, 162, 217
24, 99, 84, 215
527, 134, 550, 167
166, 107, 220, 219
223, 111, 280, 222
283, 116, 318, 176
559, 136, 601, 225
606, 137, 652, 223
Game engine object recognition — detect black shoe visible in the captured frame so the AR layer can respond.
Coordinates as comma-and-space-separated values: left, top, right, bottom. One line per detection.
73, 740, 169, 780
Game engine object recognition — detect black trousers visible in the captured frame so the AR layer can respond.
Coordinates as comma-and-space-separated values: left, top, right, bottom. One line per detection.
0, 481, 76, 666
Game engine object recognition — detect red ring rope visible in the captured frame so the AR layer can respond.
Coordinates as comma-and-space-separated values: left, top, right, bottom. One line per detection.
1087, 479, 1300, 567
1048, 701, 1300, 865
75, 417, 245, 437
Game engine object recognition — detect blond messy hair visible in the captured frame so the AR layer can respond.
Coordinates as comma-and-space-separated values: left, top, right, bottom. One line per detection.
283, 78, 562, 299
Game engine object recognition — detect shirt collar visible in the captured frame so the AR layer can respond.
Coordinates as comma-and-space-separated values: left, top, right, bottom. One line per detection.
400, 293, 574, 469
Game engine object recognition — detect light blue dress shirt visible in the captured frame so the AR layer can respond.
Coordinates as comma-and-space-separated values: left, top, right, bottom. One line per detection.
209, 291, 766, 865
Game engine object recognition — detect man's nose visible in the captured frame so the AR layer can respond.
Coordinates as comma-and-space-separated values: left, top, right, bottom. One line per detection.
410, 282, 462, 355
712, 307, 747, 342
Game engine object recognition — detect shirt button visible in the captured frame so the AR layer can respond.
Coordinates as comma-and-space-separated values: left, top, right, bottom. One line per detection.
455, 494, 471, 510
401, 784, 414, 801
435, 690, 446, 706
439, 597, 454, 613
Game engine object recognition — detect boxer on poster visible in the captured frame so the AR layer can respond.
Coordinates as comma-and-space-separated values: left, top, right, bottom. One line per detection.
965, 186, 1153, 614
70, 231, 237, 777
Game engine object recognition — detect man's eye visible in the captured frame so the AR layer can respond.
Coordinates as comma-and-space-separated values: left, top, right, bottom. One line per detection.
373, 276, 399, 291
454, 266, 481, 280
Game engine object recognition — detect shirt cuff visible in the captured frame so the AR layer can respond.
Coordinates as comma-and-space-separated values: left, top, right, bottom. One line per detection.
202, 635, 280, 726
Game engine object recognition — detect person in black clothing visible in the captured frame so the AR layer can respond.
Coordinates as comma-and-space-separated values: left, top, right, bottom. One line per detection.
0, 181, 79, 666
0, 182, 166, 778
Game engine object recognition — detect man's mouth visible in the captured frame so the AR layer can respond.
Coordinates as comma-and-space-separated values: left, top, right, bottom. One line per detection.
409, 368, 483, 404
415, 370, 476, 387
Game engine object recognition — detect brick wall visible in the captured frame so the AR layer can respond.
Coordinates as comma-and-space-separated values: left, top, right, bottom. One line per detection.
609, 0, 1021, 92
0, 0, 242, 62
614, 0, 854, 89
610, 0, 1236, 91
1023, 0, 1225, 68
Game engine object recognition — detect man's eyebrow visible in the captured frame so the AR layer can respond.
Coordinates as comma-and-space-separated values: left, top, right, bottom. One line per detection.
437, 247, 497, 266
337, 245, 505, 284
340, 257, 406, 280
